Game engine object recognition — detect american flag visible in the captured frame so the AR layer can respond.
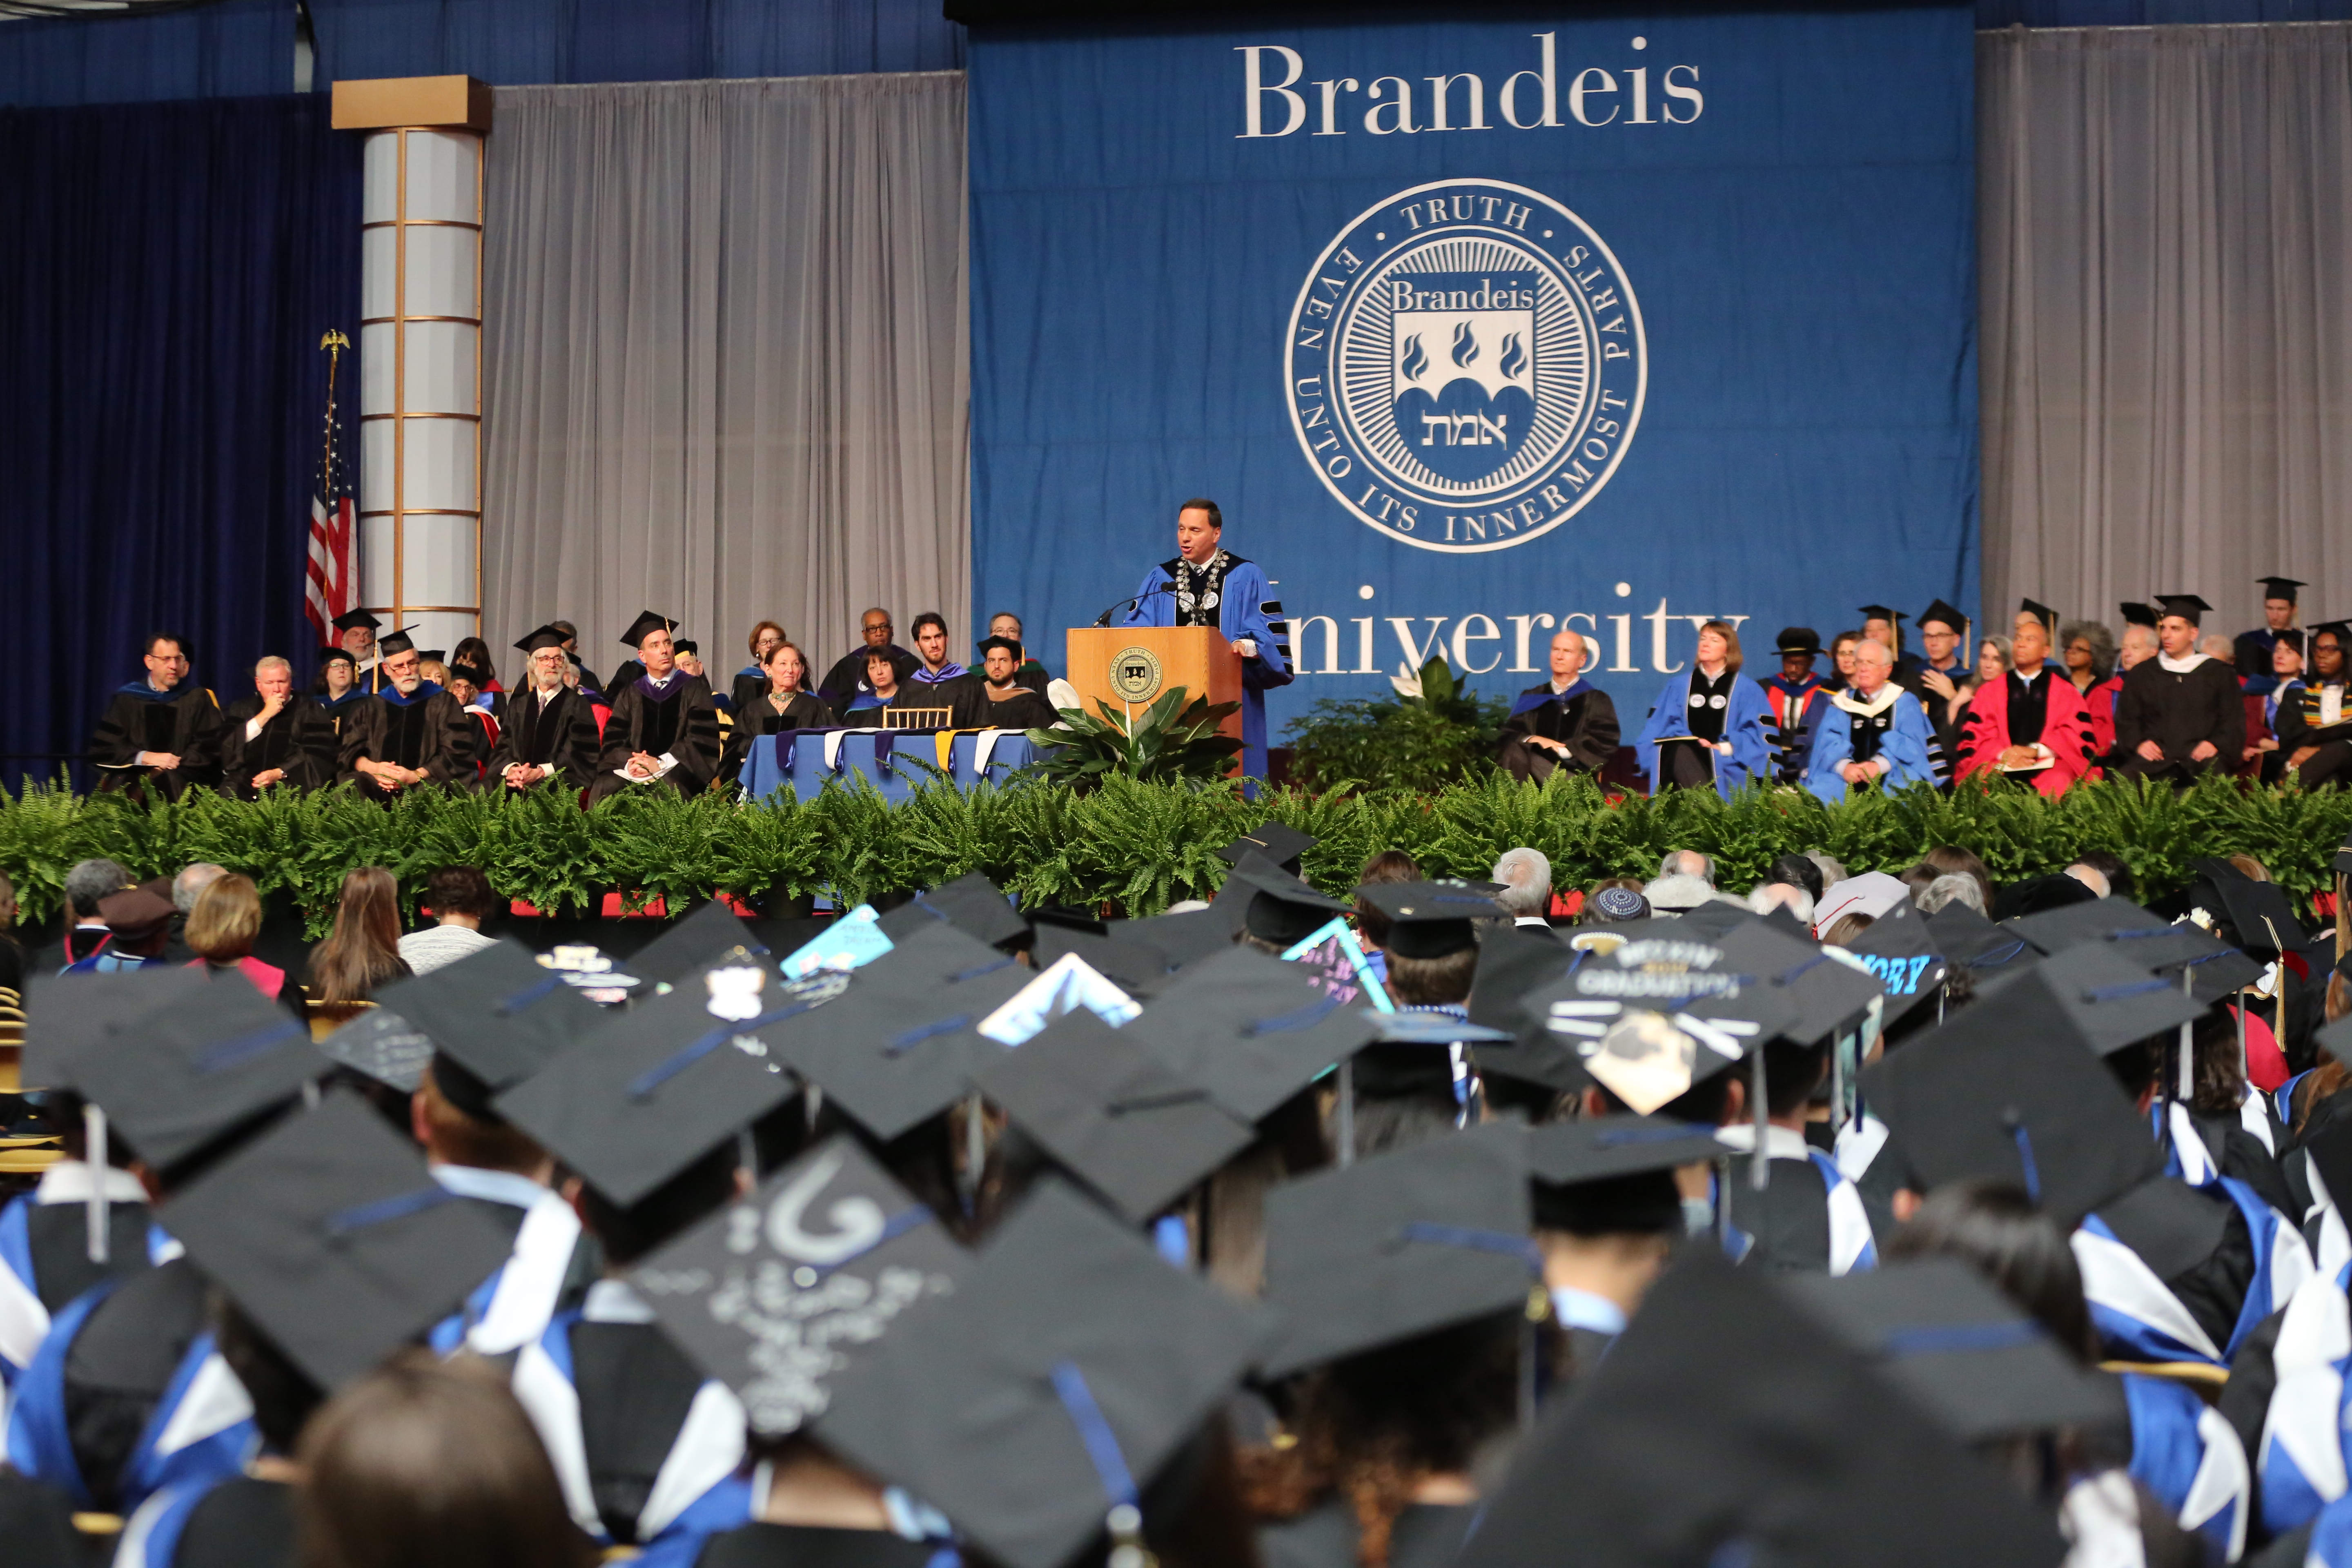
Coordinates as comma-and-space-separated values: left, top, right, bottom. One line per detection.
305, 330, 355, 639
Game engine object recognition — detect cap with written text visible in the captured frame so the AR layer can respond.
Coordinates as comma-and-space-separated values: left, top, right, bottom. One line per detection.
1840, 901, 1947, 1027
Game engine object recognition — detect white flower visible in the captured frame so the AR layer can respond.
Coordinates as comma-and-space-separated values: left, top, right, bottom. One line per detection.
1390, 664, 1425, 700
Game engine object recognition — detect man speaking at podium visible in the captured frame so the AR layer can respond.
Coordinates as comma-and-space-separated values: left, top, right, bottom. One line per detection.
1119, 498, 1293, 780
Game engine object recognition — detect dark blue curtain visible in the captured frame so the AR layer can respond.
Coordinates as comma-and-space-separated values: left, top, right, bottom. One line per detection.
0, 93, 361, 793
309, 0, 965, 83
0, 0, 292, 109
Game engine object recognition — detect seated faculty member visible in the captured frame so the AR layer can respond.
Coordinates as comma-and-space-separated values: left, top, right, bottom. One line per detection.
590, 612, 722, 800
312, 645, 367, 735
1757, 627, 1830, 787
973, 635, 1059, 730
907, 612, 978, 716
486, 626, 602, 794
1119, 497, 1295, 781
1634, 619, 1771, 798
1803, 638, 1940, 802
2235, 576, 2304, 699
1956, 604, 2097, 798
818, 607, 919, 713
220, 655, 336, 797
720, 638, 837, 780
1497, 628, 1619, 782
333, 607, 387, 693
987, 610, 1052, 693
728, 619, 786, 715
89, 631, 226, 800
2274, 621, 2352, 789
2113, 594, 2244, 786
840, 646, 943, 729
339, 627, 473, 801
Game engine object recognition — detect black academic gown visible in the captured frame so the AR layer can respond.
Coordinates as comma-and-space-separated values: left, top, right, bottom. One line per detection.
58, 1257, 211, 1512
590, 673, 722, 801
2273, 679, 2352, 790
901, 670, 983, 727
312, 689, 369, 742
572, 1316, 708, 1545
337, 684, 472, 801
1497, 682, 1621, 782
1258, 1500, 1474, 1568
217, 696, 337, 797
817, 646, 919, 713
697, 1523, 938, 1568
719, 692, 837, 781
2114, 656, 2246, 784
90, 685, 227, 800
169, 1475, 296, 1568
483, 685, 604, 794
968, 684, 1058, 731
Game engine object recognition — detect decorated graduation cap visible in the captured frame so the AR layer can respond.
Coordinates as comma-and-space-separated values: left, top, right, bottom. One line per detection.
494, 982, 797, 1209
159, 1091, 517, 1390
1779, 1259, 2125, 1443
374, 625, 422, 657
1840, 900, 1948, 1027
71, 980, 323, 1179
815, 1180, 1264, 1568
1258, 1127, 1536, 1378
1918, 599, 1968, 635
761, 923, 1031, 1140
512, 624, 570, 654
1526, 1115, 1721, 1236
629, 1134, 969, 1437
20, 964, 213, 1091
315, 1008, 437, 1094
2155, 593, 2212, 626
331, 609, 381, 632
2017, 597, 2059, 634
1354, 880, 1506, 960
1226, 858, 1352, 950
1523, 934, 1798, 1114
1774, 626, 1822, 657
371, 939, 601, 1122
1215, 822, 1315, 877
2260, 576, 2307, 603
1118, 947, 1382, 1123
619, 610, 679, 648
1455, 1247, 2067, 1568
624, 898, 770, 990
2120, 601, 2159, 628
876, 872, 1030, 951
1861, 970, 2163, 1227
976, 1008, 1253, 1226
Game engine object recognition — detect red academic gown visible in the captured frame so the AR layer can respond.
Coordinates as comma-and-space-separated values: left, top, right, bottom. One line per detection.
2084, 675, 2123, 769
1957, 668, 2098, 799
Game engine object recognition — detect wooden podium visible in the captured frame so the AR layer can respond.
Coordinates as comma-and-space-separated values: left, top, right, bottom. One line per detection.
1064, 626, 1244, 750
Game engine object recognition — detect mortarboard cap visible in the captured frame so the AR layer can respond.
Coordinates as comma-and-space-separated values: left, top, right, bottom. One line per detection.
975, 1009, 1252, 1225
2319, 1013, 2352, 1076
2002, 873, 2097, 918
1118, 948, 1380, 1123
316, 645, 357, 669
1354, 881, 1504, 960
1918, 599, 1968, 634
96, 888, 174, 945
70, 982, 321, 1178
2006, 897, 2263, 1001
1974, 941, 2203, 1058
448, 661, 489, 688
331, 609, 381, 632
416, 650, 447, 666
20, 966, 213, 1092
1780, 1259, 2125, 1442
1223, 860, 1351, 951
1109, 907, 1233, 973
2018, 598, 2058, 633
762, 924, 1030, 1140
1258, 1127, 1535, 1377
1857, 604, 1904, 626
494, 983, 797, 1208
1215, 822, 1315, 876
160, 1091, 517, 1390
1456, 1247, 2067, 1568
2260, 577, 2307, 603
315, 1007, 437, 1093
374, 625, 421, 657
1526, 1114, 1721, 1235
2200, 874, 2306, 959
372, 940, 601, 1122
1706, 921, 1886, 1046
1462, 927, 1585, 1091
1813, 871, 1911, 934
512, 624, 569, 654
877, 872, 1030, 952
1774, 626, 1822, 657
1840, 900, 1947, 1027
815, 1181, 1264, 1568
1523, 934, 1797, 1113
1671, 899, 1758, 938
620, 610, 679, 648
2120, 601, 2158, 628
624, 898, 770, 990
629, 1134, 969, 1437
1924, 901, 2040, 978
673, 639, 699, 657
1861, 970, 2161, 1227
1027, 921, 1169, 992
2155, 594, 2211, 626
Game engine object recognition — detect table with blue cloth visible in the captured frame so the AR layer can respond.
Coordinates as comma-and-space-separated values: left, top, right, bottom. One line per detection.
737, 726, 1041, 803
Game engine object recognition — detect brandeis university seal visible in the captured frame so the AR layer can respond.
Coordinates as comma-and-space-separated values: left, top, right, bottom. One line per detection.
1286, 178, 1646, 554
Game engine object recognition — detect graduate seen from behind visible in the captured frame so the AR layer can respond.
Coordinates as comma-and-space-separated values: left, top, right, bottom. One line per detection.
1496, 629, 1619, 783
1803, 638, 1941, 802
1633, 619, 1772, 798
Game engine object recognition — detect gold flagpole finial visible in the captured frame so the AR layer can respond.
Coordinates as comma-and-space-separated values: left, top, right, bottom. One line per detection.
320, 328, 350, 354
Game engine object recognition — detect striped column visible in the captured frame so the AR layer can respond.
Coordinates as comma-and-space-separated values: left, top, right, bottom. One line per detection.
333, 77, 492, 657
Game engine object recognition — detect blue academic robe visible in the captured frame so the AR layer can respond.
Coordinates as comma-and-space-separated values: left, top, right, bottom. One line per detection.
2123, 1372, 2251, 1560
1801, 688, 1940, 803
1632, 669, 1773, 799
2237, 627, 2284, 697
1121, 555, 1294, 786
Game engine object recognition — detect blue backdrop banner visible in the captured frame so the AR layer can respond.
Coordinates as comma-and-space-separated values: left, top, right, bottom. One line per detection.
967, 6, 1978, 745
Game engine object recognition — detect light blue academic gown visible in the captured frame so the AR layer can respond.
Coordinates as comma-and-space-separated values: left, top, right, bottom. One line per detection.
1632, 669, 1773, 799
1802, 688, 1941, 803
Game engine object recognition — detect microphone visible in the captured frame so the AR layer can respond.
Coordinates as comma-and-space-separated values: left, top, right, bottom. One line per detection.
1092, 585, 1173, 627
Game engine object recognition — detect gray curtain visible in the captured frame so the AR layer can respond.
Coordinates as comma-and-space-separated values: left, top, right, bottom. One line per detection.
481, 72, 968, 683
1980, 23, 2352, 634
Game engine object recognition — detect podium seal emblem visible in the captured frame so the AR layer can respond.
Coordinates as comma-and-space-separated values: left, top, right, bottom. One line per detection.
1108, 646, 1164, 704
